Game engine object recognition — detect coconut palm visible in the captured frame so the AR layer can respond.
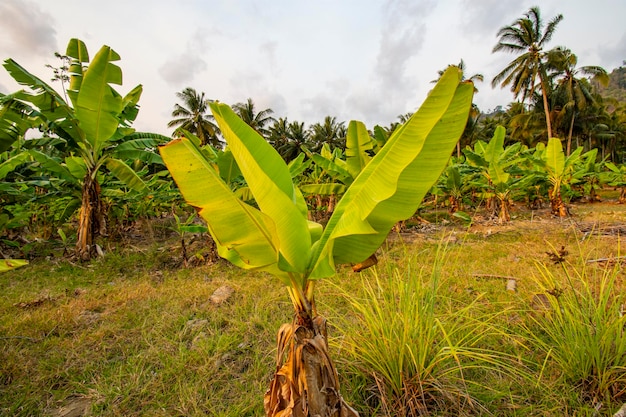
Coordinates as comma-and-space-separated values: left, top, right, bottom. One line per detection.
268, 119, 310, 162
309, 116, 346, 153
433, 59, 484, 92
168, 87, 222, 148
232, 97, 276, 137
492, 6, 563, 139
547, 47, 609, 155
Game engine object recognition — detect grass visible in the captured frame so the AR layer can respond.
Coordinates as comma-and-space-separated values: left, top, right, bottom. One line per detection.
1, 199, 626, 416
332, 247, 536, 416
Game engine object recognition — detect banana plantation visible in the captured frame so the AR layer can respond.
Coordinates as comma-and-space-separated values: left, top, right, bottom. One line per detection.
2, 6, 626, 416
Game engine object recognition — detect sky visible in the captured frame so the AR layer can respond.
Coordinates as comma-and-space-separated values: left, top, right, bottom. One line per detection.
0, 0, 625, 136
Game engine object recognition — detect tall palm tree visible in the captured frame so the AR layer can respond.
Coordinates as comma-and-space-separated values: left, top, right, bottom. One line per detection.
504, 100, 545, 148
267, 118, 311, 162
309, 116, 346, 153
547, 47, 609, 155
168, 87, 221, 148
492, 6, 563, 139
232, 98, 276, 137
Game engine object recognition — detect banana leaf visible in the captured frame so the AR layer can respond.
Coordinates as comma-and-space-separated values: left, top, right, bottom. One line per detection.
308, 68, 473, 278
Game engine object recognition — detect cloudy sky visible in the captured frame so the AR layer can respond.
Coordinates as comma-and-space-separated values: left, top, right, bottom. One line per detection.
1, 0, 624, 136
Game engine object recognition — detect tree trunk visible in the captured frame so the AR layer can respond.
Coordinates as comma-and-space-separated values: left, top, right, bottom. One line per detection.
76, 174, 106, 260
566, 110, 576, 156
264, 315, 359, 417
540, 75, 553, 139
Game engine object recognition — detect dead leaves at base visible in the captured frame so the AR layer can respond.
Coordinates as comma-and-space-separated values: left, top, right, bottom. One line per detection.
264, 316, 359, 417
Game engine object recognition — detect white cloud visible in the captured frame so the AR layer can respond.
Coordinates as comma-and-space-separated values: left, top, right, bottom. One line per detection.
0, 0, 57, 57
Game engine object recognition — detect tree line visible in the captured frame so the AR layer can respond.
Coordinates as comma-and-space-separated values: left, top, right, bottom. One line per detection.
0, 6, 624, 262
169, 7, 623, 164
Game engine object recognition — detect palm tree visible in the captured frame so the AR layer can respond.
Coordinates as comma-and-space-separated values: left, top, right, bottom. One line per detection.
168, 87, 221, 148
547, 47, 609, 155
232, 98, 276, 137
433, 60, 484, 92
504, 100, 545, 147
267, 118, 311, 162
492, 6, 563, 139
309, 116, 346, 153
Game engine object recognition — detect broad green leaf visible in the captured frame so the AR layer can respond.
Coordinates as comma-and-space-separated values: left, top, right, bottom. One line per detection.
546, 137, 565, 176
2, 60, 82, 145
287, 153, 310, 178
309, 67, 473, 278
210, 102, 311, 273
488, 161, 510, 186
215, 149, 242, 184
486, 126, 510, 186
0, 151, 29, 180
345, 120, 373, 178
484, 125, 505, 163
160, 137, 283, 278
0, 259, 28, 273
0, 97, 34, 152
104, 158, 146, 192
29, 149, 76, 182
300, 183, 347, 196
113, 136, 167, 165
66, 38, 89, 106
180, 224, 209, 234
65, 155, 87, 179
372, 125, 388, 150
310, 154, 353, 184
463, 149, 486, 167
75, 45, 124, 154
119, 84, 143, 126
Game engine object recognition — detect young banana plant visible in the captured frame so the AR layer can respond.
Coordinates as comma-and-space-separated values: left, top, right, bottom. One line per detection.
160, 67, 473, 417
542, 138, 583, 217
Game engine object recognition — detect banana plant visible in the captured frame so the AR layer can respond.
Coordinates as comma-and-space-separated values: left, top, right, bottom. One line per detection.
463, 126, 531, 223
435, 158, 478, 214
539, 138, 583, 216
160, 67, 473, 417
1, 38, 169, 259
604, 162, 626, 203
299, 121, 376, 216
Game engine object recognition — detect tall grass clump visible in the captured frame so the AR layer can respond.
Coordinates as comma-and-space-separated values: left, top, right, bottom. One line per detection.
526, 248, 626, 407
334, 246, 530, 416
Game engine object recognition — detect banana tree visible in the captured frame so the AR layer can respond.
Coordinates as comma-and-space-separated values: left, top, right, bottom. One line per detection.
604, 162, 626, 203
1, 38, 169, 259
299, 121, 375, 217
540, 138, 583, 217
463, 126, 531, 223
160, 67, 473, 417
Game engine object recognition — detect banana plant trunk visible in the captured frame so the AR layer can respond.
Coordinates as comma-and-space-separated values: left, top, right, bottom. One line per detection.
264, 311, 358, 417
76, 172, 106, 260
497, 196, 511, 224
549, 188, 569, 217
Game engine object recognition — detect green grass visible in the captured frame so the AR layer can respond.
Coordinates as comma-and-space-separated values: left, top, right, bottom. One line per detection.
1, 202, 626, 416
